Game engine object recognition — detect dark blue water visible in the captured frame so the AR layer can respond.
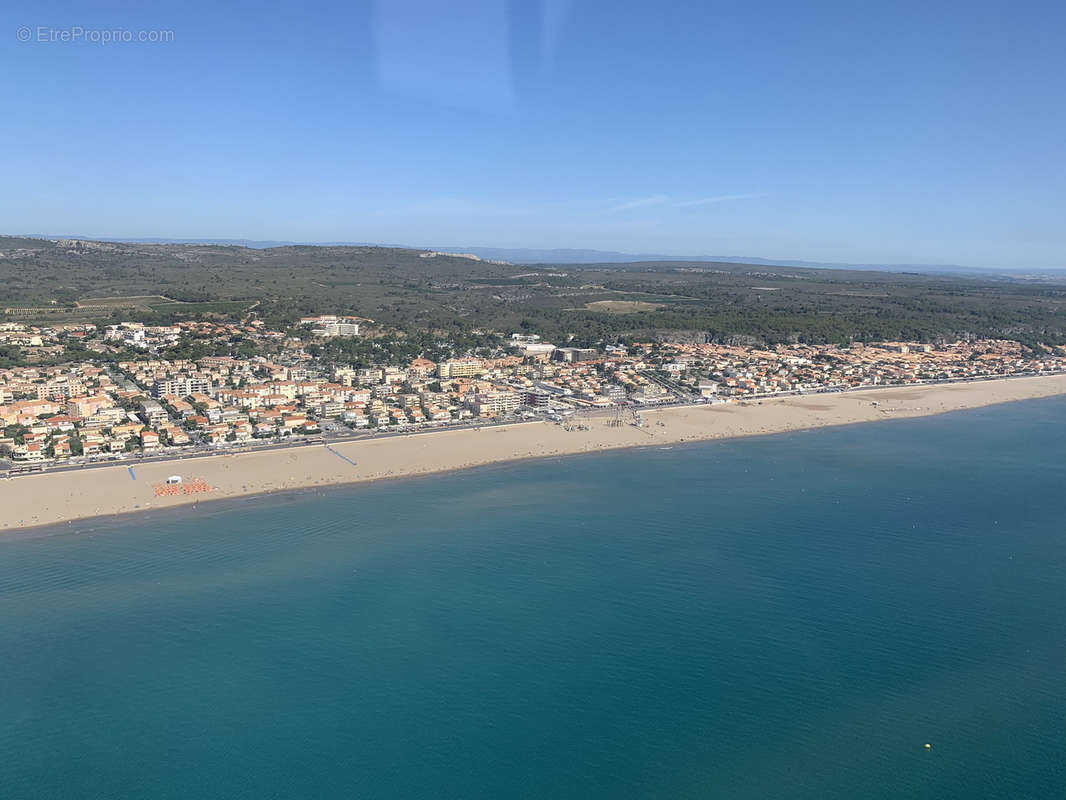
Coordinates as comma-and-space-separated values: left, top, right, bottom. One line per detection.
3, 399, 1065, 799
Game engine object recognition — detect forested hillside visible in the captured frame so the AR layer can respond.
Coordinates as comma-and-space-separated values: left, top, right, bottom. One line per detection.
4, 236, 1066, 350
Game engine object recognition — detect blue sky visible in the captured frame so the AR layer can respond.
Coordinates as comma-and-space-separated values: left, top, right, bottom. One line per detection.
3, 0, 1064, 267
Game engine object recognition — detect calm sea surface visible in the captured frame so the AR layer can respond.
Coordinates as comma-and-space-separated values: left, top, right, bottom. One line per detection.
2, 399, 1065, 799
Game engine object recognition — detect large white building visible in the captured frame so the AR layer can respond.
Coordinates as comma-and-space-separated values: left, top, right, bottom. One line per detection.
153, 377, 214, 398
104, 324, 147, 348
553, 347, 598, 362
300, 315, 362, 337
466, 390, 521, 417
438, 359, 483, 379
138, 399, 169, 426
511, 332, 556, 356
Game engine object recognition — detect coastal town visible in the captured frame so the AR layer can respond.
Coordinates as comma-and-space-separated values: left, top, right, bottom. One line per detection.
8, 5, 1065, 795
3, 312, 1065, 471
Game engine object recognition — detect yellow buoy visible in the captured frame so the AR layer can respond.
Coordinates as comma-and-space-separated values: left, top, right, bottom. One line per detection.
924, 743, 932, 749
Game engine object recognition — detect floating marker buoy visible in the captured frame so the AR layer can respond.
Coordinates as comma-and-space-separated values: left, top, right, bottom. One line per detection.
924, 743, 931, 749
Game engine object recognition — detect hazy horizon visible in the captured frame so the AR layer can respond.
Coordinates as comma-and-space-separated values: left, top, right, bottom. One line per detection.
10, 231, 1065, 274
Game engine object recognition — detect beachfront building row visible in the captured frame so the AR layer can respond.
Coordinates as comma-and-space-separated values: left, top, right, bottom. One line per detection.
109, 336, 1066, 434
4, 329, 1066, 467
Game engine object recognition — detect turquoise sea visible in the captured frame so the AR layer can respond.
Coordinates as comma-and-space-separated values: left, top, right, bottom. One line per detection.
2, 399, 1065, 799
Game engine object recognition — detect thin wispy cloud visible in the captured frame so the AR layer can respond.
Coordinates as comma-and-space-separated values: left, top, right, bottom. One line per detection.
608, 194, 670, 213
673, 193, 760, 208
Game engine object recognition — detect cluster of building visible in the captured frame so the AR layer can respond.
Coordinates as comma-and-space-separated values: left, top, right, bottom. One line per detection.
1, 321, 57, 348
0, 363, 186, 461
299, 315, 367, 338
638, 339, 1066, 397
103, 321, 183, 349
2, 327, 1064, 466
0, 317, 289, 362
0, 321, 93, 361
101, 319, 285, 351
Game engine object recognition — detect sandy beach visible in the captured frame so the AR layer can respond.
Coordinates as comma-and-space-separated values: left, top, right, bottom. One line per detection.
4, 374, 1066, 531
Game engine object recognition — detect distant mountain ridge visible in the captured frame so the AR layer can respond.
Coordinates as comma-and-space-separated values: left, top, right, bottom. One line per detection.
16, 234, 1065, 278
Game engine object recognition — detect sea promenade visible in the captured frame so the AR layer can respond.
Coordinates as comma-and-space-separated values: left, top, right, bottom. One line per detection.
4, 373, 1066, 531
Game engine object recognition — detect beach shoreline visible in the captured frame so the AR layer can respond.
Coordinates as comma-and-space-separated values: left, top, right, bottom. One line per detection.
4, 374, 1066, 532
